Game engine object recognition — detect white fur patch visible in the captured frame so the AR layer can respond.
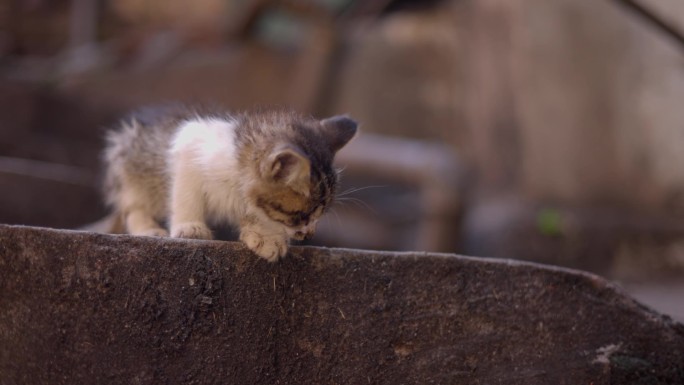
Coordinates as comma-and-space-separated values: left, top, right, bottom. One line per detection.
170, 117, 247, 223
171, 117, 238, 167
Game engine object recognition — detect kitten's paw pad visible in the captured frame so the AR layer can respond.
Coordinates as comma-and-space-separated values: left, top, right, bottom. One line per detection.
171, 222, 213, 240
140, 228, 169, 237
240, 231, 287, 262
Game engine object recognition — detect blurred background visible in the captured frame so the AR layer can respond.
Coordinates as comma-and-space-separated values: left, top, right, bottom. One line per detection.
1, 0, 683, 320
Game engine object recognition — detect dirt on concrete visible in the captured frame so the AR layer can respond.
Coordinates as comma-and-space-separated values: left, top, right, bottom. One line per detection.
1, 224, 683, 384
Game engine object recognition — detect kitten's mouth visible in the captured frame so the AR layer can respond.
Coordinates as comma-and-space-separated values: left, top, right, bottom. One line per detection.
293, 230, 314, 241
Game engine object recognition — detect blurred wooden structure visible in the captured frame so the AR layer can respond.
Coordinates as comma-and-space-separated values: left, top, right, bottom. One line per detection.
332, 133, 465, 252
616, 0, 684, 50
2, 0, 684, 274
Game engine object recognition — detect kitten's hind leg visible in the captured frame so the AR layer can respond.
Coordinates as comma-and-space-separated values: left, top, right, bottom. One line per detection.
126, 209, 169, 237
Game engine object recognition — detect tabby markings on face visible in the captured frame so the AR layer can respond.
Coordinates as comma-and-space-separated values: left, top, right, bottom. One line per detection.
256, 166, 337, 240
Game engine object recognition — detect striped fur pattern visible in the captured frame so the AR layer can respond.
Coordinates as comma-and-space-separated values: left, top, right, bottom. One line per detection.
103, 104, 357, 261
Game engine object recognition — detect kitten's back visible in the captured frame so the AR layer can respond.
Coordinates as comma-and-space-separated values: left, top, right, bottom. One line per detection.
103, 105, 192, 210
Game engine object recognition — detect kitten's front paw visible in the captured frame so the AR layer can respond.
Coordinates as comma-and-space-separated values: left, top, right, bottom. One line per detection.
140, 228, 169, 237
240, 231, 288, 262
171, 222, 213, 240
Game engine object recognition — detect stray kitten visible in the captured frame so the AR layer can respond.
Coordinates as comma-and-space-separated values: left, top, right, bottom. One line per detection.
102, 104, 357, 262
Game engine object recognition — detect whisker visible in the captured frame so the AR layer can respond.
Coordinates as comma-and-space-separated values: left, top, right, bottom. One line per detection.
330, 207, 342, 227
336, 196, 377, 214
347, 197, 373, 211
336, 185, 386, 198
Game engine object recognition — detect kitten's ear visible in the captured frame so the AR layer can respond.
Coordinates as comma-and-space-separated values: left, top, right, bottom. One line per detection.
320, 115, 358, 153
264, 144, 311, 195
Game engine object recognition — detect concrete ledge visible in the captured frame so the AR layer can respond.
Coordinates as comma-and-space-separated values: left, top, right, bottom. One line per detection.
1, 224, 683, 384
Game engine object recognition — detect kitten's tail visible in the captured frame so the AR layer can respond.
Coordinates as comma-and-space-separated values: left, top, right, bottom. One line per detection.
78, 212, 126, 234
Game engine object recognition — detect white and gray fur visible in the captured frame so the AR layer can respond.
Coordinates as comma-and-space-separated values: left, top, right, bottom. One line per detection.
102, 104, 357, 261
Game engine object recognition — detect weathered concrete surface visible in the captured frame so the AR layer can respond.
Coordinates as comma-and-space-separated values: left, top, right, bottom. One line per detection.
1, 224, 683, 385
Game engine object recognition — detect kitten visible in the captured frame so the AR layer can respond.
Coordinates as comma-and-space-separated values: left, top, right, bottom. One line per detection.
102, 104, 357, 262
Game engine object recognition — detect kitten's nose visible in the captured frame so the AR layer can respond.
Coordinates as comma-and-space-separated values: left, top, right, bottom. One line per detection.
303, 229, 315, 240
293, 228, 315, 241
306, 222, 318, 238
294, 222, 317, 241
